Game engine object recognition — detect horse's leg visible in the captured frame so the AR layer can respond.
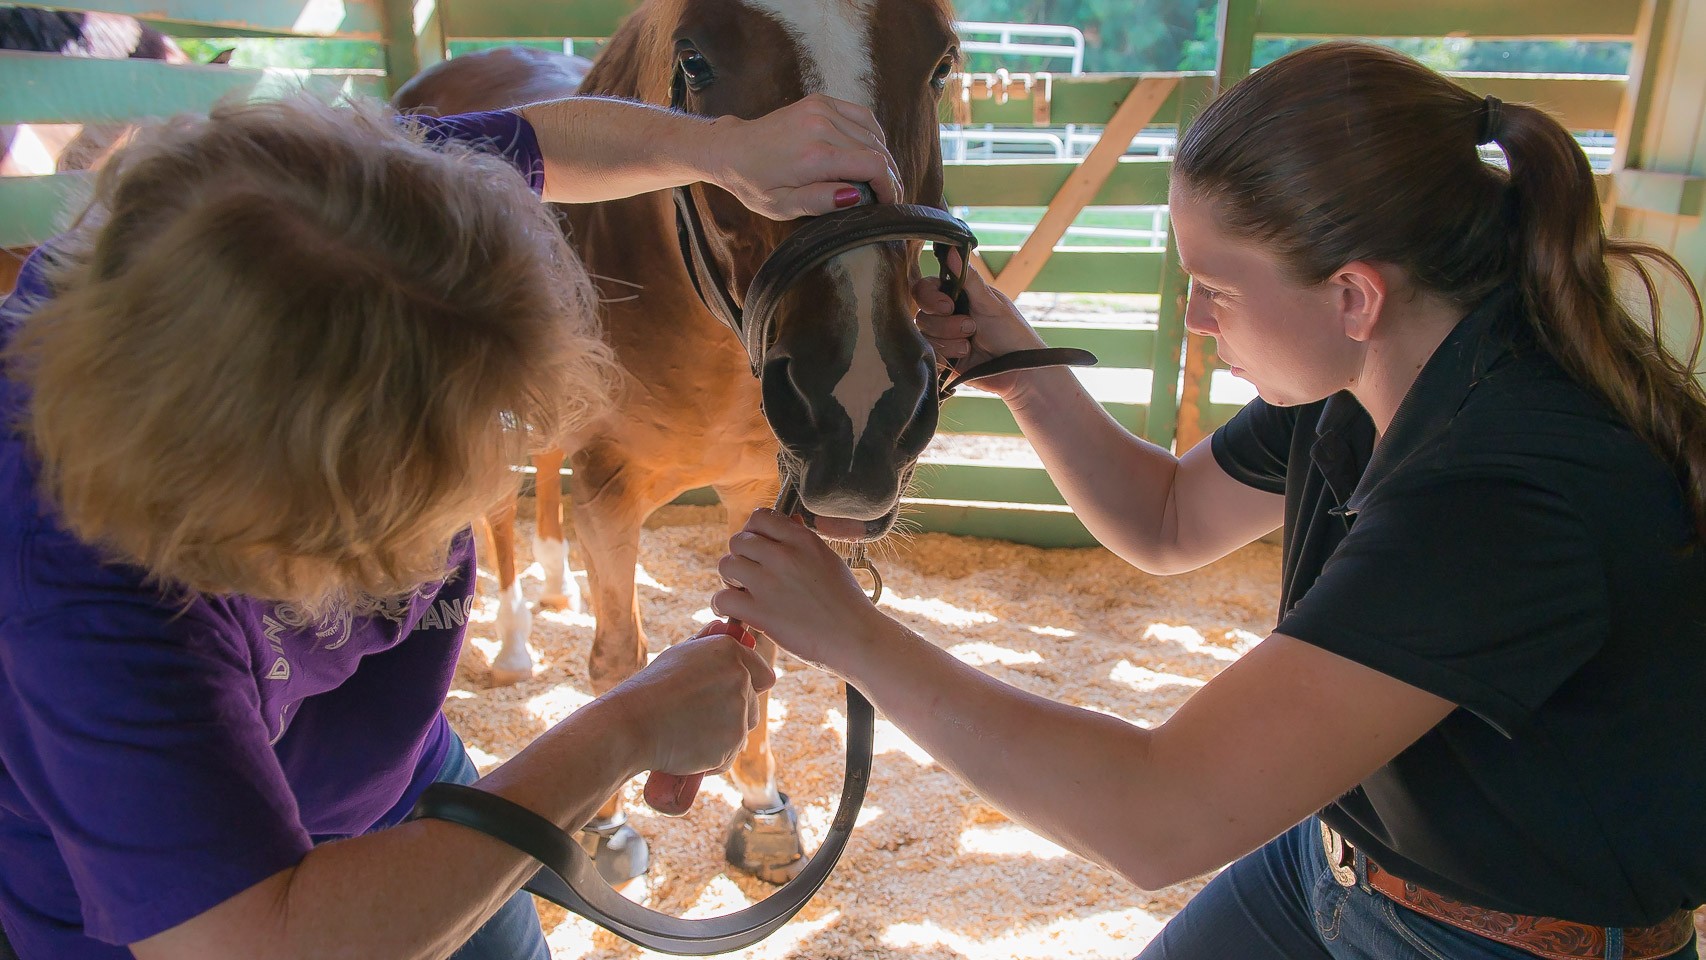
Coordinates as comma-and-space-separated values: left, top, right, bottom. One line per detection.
486, 492, 534, 687
531, 448, 581, 614
714, 476, 807, 884
713, 477, 785, 811
567, 442, 660, 884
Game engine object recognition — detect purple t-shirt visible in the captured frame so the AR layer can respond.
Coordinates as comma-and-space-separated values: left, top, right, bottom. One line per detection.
0, 111, 544, 958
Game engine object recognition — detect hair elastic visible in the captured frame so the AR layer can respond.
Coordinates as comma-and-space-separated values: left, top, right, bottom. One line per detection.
1477, 95, 1504, 146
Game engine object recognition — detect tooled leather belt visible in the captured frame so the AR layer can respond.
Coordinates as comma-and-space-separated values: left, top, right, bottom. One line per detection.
1323, 822, 1696, 960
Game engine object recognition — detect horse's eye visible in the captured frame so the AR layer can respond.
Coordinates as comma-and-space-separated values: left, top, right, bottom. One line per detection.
678, 47, 714, 89
931, 57, 954, 92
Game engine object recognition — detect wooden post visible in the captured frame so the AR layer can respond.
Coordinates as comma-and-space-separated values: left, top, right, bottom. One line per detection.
990, 77, 1178, 300
1606, 0, 1671, 229
1172, 0, 1258, 454
1145, 83, 1206, 448
382, 0, 446, 96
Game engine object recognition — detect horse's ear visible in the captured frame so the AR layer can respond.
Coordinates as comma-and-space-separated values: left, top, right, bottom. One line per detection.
207, 47, 235, 64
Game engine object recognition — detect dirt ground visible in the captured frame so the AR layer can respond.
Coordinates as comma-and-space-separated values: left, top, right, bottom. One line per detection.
446, 498, 1283, 959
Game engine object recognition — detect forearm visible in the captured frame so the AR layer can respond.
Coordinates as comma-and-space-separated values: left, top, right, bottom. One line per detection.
1002, 368, 1194, 572
842, 620, 1206, 890
139, 699, 643, 960
516, 97, 725, 204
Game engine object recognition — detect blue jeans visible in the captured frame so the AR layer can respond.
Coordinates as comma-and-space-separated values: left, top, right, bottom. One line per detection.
1138, 818, 1699, 960
435, 736, 553, 960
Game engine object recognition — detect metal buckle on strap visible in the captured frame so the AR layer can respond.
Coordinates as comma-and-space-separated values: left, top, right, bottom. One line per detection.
1320, 821, 1357, 887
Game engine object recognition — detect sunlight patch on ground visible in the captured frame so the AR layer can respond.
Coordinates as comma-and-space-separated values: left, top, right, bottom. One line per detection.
823, 703, 936, 767
635, 563, 672, 592
881, 594, 999, 627
527, 686, 596, 725
1141, 622, 1257, 662
1029, 625, 1077, 638
1110, 660, 1205, 693
882, 907, 1167, 959
958, 822, 1070, 860
951, 641, 1044, 666
538, 607, 596, 629
464, 742, 503, 772
874, 717, 935, 766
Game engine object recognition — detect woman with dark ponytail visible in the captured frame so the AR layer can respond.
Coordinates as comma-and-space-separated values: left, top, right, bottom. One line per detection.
719, 40, 1706, 959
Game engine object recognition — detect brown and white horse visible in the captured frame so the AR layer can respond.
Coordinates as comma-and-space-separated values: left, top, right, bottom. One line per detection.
395, 0, 960, 882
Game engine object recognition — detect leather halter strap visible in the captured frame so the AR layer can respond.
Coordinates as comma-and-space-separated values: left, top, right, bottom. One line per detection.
410, 681, 875, 955
674, 188, 1095, 390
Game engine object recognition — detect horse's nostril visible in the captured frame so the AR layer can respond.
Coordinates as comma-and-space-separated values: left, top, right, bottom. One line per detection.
760, 356, 816, 444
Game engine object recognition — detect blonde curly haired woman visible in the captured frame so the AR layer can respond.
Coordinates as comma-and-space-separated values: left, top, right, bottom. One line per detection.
0, 90, 900, 960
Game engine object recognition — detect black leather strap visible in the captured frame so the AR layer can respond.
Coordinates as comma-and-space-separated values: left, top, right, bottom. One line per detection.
672, 186, 745, 337
940, 347, 1098, 398
409, 685, 875, 955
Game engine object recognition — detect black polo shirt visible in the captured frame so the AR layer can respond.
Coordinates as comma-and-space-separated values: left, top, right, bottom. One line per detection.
1211, 292, 1706, 926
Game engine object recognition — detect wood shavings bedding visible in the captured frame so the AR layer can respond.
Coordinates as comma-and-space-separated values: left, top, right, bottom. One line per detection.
448, 500, 1283, 959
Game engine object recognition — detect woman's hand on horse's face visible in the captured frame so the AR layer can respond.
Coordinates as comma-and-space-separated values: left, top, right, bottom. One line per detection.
708, 93, 904, 219
605, 629, 775, 777
912, 249, 1048, 400
713, 510, 891, 677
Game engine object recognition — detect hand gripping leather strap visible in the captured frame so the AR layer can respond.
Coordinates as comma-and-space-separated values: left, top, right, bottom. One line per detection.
926, 240, 1098, 398
409, 686, 875, 956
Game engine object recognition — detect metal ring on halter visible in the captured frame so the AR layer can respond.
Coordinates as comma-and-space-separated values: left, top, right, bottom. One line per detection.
846, 544, 884, 605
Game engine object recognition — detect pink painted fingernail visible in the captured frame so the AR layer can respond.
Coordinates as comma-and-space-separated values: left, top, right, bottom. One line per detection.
833, 186, 862, 208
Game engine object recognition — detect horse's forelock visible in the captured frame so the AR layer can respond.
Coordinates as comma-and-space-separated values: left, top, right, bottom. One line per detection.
736, 0, 878, 109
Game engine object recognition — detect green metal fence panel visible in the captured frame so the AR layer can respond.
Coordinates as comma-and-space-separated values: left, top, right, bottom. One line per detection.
901, 499, 1095, 548
912, 460, 1067, 506
942, 394, 1148, 436
440, 0, 639, 40
944, 159, 1171, 208
1455, 74, 1626, 131
0, 173, 90, 248
380, 0, 444, 92
25, 0, 384, 38
976, 248, 1164, 295
0, 52, 384, 125
1031, 322, 1160, 369
941, 73, 1214, 126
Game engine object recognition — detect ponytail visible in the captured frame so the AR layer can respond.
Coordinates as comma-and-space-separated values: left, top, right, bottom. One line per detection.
1494, 103, 1706, 540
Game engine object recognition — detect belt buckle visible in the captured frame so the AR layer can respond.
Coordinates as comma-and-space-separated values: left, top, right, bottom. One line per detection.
1320, 822, 1357, 887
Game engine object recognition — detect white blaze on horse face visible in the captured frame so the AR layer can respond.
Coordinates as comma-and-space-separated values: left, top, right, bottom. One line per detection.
740, 0, 890, 450
828, 248, 892, 448
738, 0, 877, 107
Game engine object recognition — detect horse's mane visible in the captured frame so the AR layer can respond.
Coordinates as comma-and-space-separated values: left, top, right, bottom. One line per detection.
576, 0, 683, 105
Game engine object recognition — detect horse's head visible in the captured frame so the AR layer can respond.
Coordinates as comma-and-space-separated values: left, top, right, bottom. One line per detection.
641, 0, 960, 541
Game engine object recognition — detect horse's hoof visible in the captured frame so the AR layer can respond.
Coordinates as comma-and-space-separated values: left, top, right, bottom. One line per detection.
538, 592, 570, 611
724, 793, 806, 884
577, 810, 650, 886
487, 664, 533, 687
